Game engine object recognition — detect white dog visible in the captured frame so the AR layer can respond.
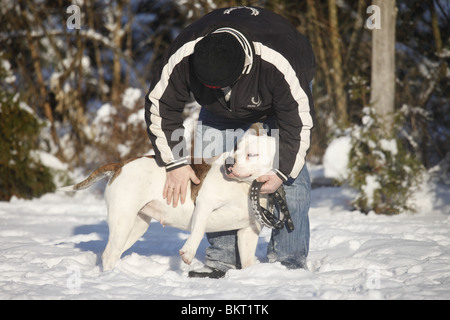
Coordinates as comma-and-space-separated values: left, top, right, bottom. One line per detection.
59, 130, 277, 272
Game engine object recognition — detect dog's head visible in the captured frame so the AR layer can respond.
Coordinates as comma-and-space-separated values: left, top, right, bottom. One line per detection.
224, 128, 277, 182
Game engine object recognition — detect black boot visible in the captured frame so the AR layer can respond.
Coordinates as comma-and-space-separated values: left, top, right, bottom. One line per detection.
188, 266, 226, 279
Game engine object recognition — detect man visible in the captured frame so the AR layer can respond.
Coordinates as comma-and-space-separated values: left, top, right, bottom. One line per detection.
145, 6, 315, 278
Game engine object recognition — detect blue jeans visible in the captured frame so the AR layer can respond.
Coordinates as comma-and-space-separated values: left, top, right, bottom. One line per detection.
193, 114, 311, 271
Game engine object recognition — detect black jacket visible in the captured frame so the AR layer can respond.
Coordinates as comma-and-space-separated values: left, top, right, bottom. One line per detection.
145, 6, 316, 182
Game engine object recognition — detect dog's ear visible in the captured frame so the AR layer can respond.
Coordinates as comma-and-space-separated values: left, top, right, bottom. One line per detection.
243, 126, 257, 138
249, 122, 267, 136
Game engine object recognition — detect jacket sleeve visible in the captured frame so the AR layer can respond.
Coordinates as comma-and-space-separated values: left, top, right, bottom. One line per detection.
257, 42, 315, 183
273, 67, 315, 183
145, 38, 202, 171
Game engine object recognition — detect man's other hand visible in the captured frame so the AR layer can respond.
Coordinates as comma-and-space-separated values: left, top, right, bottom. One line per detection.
256, 172, 283, 194
164, 165, 200, 207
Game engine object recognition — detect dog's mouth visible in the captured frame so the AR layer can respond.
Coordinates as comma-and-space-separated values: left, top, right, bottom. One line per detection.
223, 157, 255, 180
224, 165, 253, 180
226, 170, 253, 180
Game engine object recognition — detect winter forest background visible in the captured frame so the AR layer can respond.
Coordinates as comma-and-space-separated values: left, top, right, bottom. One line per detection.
1, 0, 449, 214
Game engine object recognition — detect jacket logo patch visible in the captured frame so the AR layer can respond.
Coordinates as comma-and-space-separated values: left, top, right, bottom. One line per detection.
224, 6, 260, 16
247, 95, 262, 108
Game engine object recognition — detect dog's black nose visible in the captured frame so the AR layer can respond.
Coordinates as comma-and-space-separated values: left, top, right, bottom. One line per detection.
225, 157, 234, 175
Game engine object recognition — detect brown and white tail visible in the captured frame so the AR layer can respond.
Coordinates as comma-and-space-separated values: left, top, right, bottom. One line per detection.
58, 163, 123, 192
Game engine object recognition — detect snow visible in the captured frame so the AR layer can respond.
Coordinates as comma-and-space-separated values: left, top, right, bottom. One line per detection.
1, 58, 16, 83
33, 151, 69, 172
362, 175, 381, 208
323, 136, 352, 180
93, 103, 116, 125
0, 166, 449, 300
380, 138, 398, 156
122, 87, 142, 110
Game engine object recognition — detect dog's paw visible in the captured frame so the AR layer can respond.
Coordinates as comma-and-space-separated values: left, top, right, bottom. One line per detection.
179, 247, 195, 265
102, 259, 116, 272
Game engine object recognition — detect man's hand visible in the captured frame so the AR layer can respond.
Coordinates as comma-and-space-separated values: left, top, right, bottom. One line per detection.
256, 172, 283, 194
164, 165, 200, 207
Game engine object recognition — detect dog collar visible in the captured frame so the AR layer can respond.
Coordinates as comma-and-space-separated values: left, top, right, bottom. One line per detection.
249, 180, 295, 232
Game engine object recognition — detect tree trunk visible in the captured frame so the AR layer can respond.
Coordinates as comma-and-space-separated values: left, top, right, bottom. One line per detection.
24, 21, 65, 161
306, 0, 333, 106
327, 0, 348, 128
111, 0, 125, 106
425, 0, 446, 96
370, 0, 397, 134
88, 1, 107, 102
344, 0, 366, 71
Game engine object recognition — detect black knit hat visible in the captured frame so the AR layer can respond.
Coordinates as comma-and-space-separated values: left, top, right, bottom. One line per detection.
193, 32, 245, 88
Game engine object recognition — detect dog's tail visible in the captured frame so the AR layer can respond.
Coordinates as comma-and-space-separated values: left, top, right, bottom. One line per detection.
57, 163, 122, 192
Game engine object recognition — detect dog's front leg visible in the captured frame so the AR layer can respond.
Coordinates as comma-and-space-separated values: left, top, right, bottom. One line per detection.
237, 224, 261, 268
179, 202, 215, 265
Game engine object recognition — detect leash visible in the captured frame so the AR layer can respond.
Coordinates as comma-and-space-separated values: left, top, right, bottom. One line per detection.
250, 180, 295, 232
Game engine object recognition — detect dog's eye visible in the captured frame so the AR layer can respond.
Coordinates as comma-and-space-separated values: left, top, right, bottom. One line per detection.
247, 153, 259, 158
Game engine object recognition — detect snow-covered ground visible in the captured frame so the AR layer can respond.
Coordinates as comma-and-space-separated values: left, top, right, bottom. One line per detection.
1, 164, 449, 300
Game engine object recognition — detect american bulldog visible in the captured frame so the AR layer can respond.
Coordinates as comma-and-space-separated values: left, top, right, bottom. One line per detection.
59, 130, 277, 272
